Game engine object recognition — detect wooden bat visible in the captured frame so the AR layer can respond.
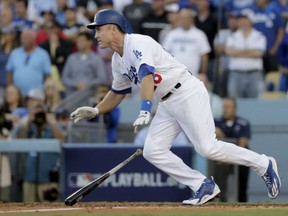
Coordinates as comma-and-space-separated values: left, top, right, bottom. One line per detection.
64, 148, 143, 206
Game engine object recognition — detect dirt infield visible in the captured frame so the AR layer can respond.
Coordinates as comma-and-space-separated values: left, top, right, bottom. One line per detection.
0, 202, 288, 215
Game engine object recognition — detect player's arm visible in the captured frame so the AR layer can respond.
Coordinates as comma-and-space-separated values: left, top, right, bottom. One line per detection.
70, 90, 126, 123
133, 64, 155, 133
96, 90, 126, 114
140, 74, 154, 102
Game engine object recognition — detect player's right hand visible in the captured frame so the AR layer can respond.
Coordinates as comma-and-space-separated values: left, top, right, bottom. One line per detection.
70, 106, 99, 123
133, 110, 151, 133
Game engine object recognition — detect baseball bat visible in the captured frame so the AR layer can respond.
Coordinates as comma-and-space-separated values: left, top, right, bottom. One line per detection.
64, 148, 143, 206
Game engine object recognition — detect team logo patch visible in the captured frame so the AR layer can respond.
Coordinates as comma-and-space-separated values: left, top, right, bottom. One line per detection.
133, 50, 142, 60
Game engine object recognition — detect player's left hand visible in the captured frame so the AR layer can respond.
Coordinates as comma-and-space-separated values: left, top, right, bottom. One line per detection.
133, 110, 151, 133
70, 106, 99, 123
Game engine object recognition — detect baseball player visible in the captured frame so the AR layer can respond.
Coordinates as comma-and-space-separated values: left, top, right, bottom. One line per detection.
70, 9, 281, 205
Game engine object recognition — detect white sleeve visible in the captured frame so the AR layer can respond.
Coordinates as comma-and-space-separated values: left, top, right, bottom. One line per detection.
111, 55, 132, 93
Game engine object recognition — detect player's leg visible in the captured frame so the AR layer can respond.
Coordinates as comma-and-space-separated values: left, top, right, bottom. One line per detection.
143, 104, 207, 192
172, 76, 280, 198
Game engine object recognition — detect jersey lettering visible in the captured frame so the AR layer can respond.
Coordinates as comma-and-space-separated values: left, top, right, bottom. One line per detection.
124, 66, 139, 85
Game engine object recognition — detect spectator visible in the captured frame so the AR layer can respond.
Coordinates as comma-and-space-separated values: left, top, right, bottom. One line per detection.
97, 47, 114, 86
0, 26, 18, 101
162, 8, 210, 76
54, 0, 83, 26
0, 6, 14, 32
89, 84, 120, 143
62, 31, 107, 95
6, 29, 51, 97
246, 0, 285, 74
195, 0, 218, 64
225, 12, 266, 98
12, 88, 45, 123
113, 0, 133, 12
76, 0, 98, 21
55, 0, 69, 26
273, 0, 288, 92
123, 0, 152, 33
213, 97, 251, 202
0, 108, 13, 202
35, 10, 56, 30
13, 0, 34, 31
35, 19, 66, 45
224, 0, 255, 13
54, 107, 70, 142
140, 0, 170, 42
134, 106, 190, 146
18, 103, 64, 202
39, 20, 73, 75
1, 84, 24, 124
62, 7, 83, 43
26, 0, 57, 23
158, 3, 180, 44
195, 0, 218, 85
213, 12, 239, 97
43, 78, 62, 113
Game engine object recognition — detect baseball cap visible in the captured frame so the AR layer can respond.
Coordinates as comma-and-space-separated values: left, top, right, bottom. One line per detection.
27, 89, 45, 101
237, 10, 254, 22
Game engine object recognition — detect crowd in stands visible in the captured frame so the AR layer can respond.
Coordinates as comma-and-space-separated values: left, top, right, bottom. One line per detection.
0, 0, 288, 202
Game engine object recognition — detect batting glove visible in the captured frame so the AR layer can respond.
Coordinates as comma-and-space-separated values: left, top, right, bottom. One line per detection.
133, 110, 151, 133
70, 106, 99, 123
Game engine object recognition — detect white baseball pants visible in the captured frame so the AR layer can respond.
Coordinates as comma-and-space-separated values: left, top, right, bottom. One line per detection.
143, 74, 269, 191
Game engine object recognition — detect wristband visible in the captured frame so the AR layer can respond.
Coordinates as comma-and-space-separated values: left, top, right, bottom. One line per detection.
140, 100, 152, 112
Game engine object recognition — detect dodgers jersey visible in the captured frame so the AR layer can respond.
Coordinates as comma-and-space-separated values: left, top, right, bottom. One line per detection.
111, 34, 189, 99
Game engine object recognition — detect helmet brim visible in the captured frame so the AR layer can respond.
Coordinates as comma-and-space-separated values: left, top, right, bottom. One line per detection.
87, 22, 97, 29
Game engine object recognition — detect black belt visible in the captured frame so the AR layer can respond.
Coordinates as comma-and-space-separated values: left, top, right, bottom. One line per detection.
161, 83, 181, 101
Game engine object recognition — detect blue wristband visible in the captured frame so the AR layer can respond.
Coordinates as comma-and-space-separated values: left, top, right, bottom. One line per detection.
141, 100, 152, 112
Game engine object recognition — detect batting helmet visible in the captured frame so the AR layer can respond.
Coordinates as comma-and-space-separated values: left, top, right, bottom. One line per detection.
87, 9, 129, 33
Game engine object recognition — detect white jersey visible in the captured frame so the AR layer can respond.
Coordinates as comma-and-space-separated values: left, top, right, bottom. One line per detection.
161, 26, 211, 76
111, 34, 189, 99
225, 29, 266, 71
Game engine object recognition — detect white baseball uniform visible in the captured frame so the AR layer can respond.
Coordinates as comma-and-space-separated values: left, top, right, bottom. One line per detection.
111, 33, 269, 191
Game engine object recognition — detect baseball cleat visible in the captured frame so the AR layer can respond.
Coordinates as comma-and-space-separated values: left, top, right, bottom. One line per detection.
182, 178, 220, 205
262, 157, 281, 199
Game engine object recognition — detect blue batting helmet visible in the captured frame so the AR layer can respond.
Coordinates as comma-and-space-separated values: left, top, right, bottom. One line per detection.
87, 9, 129, 33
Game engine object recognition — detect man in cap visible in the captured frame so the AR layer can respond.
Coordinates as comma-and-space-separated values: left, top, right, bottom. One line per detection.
225, 11, 266, 98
